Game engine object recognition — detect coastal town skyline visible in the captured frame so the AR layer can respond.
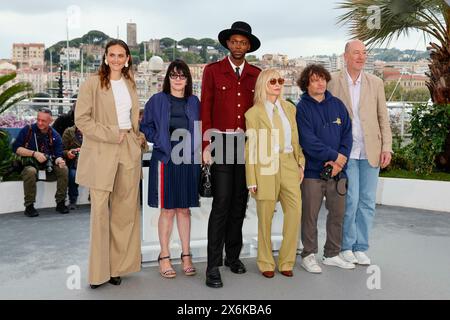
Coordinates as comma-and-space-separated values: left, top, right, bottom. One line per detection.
0, 0, 429, 59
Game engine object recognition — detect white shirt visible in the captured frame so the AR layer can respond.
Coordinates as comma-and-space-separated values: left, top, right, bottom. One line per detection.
228, 56, 245, 78
264, 99, 293, 154
346, 70, 367, 159
110, 77, 132, 130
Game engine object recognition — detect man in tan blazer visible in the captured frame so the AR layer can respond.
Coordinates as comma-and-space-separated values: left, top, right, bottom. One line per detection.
328, 39, 392, 266
76, 40, 144, 288
245, 69, 305, 278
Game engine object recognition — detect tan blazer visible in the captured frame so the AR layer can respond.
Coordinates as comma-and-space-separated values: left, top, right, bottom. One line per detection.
328, 70, 392, 167
75, 75, 142, 191
245, 99, 305, 200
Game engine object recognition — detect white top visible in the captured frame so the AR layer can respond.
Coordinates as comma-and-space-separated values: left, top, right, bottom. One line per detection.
228, 56, 245, 78
110, 77, 132, 130
346, 69, 367, 159
264, 99, 293, 154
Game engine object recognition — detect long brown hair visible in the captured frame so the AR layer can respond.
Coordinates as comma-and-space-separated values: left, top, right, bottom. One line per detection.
98, 39, 135, 90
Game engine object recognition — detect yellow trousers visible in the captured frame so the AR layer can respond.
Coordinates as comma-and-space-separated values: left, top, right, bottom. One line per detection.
256, 152, 302, 272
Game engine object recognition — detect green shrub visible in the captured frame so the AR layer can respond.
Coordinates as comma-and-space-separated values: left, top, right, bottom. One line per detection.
408, 103, 450, 175
0, 129, 14, 181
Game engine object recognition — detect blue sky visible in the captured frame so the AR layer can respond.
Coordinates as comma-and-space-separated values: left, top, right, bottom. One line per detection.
0, 0, 429, 59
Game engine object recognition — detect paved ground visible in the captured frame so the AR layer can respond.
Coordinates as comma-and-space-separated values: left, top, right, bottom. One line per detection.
0, 204, 449, 300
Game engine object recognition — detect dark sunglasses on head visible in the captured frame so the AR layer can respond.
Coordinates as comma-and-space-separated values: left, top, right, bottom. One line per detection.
269, 78, 285, 85
169, 73, 186, 80
38, 108, 53, 116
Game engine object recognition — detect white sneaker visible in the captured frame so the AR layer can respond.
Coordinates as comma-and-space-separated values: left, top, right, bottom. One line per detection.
322, 255, 355, 269
301, 254, 322, 273
339, 250, 358, 264
354, 251, 371, 265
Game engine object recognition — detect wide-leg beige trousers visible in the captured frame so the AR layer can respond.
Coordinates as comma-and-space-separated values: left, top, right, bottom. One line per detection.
88, 132, 142, 285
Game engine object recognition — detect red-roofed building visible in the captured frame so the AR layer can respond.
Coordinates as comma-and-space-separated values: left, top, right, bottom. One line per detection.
12, 43, 45, 69
384, 73, 429, 90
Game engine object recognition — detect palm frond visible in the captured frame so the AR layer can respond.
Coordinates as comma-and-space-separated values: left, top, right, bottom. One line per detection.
0, 73, 17, 87
0, 82, 33, 114
336, 0, 448, 48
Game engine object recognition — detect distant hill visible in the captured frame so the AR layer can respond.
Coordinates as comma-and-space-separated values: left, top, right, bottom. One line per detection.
45, 30, 111, 64
44, 30, 228, 65
371, 48, 430, 62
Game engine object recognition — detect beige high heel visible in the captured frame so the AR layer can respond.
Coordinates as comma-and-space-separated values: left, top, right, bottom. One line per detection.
158, 254, 176, 278
181, 253, 196, 276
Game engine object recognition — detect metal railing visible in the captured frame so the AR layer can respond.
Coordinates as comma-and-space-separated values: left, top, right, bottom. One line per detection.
1, 99, 428, 142
386, 101, 428, 143
2, 98, 77, 119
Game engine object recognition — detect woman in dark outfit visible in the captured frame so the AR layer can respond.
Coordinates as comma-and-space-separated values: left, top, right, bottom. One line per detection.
140, 59, 201, 278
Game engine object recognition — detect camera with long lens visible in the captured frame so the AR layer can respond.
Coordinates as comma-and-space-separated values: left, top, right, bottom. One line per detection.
319, 164, 333, 181
70, 149, 80, 169
44, 154, 55, 173
70, 150, 80, 157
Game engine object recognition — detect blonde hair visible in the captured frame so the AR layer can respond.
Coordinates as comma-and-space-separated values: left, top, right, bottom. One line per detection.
253, 68, 284, 106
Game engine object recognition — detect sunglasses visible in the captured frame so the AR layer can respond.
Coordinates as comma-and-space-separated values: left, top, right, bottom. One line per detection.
169, 73, 186, 80
269, 78, 285, 85
38, 108, 53, 116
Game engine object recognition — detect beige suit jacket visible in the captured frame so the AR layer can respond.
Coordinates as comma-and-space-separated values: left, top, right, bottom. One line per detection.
328, 70, 392, 167
245, 99, 305, 200
75, 75, 142, 191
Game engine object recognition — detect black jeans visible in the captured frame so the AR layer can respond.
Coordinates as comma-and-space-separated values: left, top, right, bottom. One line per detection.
207, 134, 248, 271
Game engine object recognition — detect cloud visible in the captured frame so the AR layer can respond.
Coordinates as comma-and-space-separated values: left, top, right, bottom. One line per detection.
0, 0, 429, 59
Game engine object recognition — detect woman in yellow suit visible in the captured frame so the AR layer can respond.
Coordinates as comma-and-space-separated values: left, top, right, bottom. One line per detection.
245, 68, 305, 278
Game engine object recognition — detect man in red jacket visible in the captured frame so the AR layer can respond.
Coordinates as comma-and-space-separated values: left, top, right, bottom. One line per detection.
201, 21, 261, 288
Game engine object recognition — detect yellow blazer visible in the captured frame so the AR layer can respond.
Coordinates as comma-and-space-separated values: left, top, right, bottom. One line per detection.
75, 75, 142, 191
328, 70, 392, 167
245, 99, 305, 201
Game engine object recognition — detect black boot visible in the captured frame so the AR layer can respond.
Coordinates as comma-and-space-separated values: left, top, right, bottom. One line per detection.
109, 276, 122, 285
56, 201, 69, 214
24, 205, 39, 217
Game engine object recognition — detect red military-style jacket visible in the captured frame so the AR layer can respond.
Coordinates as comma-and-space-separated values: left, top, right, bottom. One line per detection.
200, 57, 261, 150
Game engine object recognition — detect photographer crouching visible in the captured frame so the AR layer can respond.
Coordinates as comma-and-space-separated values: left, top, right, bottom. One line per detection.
12, 108, 69, 217
62, 125, 83, 210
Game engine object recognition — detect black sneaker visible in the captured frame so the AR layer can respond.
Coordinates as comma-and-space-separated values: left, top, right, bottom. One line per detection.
56, 202, 69, 214
69, 202, 77, 210
24, 205, 39, 217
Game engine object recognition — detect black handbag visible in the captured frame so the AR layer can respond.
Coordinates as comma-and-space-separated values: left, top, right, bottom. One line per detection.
199, 164, 213, 198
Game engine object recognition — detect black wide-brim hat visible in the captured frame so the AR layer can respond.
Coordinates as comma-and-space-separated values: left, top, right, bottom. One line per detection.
218, 21, 261, 53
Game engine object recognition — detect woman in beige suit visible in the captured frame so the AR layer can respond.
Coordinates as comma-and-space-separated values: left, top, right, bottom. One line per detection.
75, 39, 146, 289
245, 69, 305, 278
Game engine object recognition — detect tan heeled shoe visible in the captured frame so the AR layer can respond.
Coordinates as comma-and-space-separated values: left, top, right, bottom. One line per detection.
158, 254, 176, 278
181, 253, 196, 276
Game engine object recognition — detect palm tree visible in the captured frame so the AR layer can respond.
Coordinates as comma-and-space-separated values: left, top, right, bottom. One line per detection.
337, 0, 450, 170
0, 72, 33, 115
336, 0, 449, 104
0, 72, 32, 180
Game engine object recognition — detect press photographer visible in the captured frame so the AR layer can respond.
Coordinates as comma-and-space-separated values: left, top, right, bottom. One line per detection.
62, 125, 83, 210
12, 108, 69, 217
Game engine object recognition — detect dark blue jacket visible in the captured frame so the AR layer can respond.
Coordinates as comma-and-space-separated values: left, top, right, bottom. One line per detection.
12, 123, 64, 158
140, 92, 201, 164
296, 91, 352, 179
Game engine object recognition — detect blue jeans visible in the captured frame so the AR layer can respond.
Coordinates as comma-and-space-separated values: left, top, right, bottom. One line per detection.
341, 159, 380, 252
68, 168, 79, 204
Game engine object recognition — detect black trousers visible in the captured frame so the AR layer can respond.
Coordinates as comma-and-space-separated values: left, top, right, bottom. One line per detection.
207, 134, 248, 271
